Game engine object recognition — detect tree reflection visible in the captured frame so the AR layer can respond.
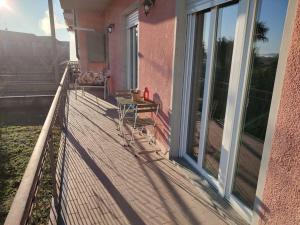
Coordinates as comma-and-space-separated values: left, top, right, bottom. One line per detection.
255, 21, 269, 42
212, 20, 273, 141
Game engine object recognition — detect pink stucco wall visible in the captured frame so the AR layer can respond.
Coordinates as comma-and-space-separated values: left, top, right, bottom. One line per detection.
259, 1, 300, 224
75, 1, 176, 154
104, 0, 136, 92
104, 0, 176, 154
138, 0, 175, 153
76, 10, 106, 73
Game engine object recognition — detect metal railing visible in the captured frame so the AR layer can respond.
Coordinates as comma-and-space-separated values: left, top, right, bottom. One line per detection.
4, 64, 70, 225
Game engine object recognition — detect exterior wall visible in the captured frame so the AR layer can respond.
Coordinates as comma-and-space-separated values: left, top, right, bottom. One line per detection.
74, 0, 176, 154
138, 0, 176, 154
64, 0, 300, 223
76, 10, 106, 73
104, 0, 137, 92
104, 0, 176, 154
259, 1, 300, 224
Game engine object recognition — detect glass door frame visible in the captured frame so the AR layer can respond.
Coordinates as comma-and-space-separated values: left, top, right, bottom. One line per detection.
126, 10, 139, 90
180, 0, 259, 222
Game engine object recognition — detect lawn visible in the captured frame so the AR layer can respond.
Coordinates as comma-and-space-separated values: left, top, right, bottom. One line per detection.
0, 106, 61, 225
0, 125, 42, 224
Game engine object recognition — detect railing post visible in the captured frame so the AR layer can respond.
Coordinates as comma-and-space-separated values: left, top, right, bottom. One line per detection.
49, 131, 58, 207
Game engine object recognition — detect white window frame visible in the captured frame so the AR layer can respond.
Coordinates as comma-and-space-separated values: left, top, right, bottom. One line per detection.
126, 10, 139, 90
179, 0, 285, 223
222, 0, 258, 221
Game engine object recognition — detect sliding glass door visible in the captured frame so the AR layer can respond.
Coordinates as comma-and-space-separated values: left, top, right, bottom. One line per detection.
129, 25, 138, 89
202, 2, 238, 178
231, 0, 288, 210
126, 10, 139, 89
186, 1, 239, 183
183, 0, 288, 221
187, 10, 211, 161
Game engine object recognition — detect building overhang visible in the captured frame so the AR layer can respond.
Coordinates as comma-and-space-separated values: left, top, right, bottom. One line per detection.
60, 0, 112, 28
59, 0, 112, 11
59, 0, 112, 60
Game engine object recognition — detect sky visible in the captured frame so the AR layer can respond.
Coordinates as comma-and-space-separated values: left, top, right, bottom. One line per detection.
0, 0, 288, 60
255, 0, 288, 56
194, 0, 288, 57
219, 0, 288, 56
0, 0, 76, 60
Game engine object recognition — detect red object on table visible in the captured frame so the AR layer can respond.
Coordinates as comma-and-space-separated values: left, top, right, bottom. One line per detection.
143, 87, 149, 100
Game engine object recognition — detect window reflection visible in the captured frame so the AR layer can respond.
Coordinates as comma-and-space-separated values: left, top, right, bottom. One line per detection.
203, 2, 238, 178
187, 11, 211, 161
232, 0, 288, 209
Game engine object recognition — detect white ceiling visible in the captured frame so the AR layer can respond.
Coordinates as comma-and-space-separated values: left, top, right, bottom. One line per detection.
59, 0, 112, 10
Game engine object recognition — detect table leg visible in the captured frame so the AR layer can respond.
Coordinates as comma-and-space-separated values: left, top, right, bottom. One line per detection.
120, 105, 129, 146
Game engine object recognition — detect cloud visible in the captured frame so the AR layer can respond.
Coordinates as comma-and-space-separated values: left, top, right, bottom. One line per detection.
39, 10, 67, 35
0, 0, 14, 13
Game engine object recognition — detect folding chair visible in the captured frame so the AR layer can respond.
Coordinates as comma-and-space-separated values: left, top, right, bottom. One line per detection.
115, 90, 134, 132
125, 100, 159, 145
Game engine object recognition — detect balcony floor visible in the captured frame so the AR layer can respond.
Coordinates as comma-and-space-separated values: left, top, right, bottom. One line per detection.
49, 90, 247, 225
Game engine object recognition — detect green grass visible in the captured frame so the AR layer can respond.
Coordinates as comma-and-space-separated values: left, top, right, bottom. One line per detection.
29, 126, 61, 225
0, 107, 61, 225
0, 125, 42, 224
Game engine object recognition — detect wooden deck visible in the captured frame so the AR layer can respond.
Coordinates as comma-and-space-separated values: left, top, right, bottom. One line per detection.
49, 90, 247, 225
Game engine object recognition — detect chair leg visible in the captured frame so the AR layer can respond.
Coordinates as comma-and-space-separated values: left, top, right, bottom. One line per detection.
151, 126, 157, 144
130, 127, 135, 145
107, 84, 110, 97
146, 126, 156, 145
119, 121, 127, 146
117, 112, 121, 131
104, 84, 107, 100
146, 128, 151, 144
119, 106, 129, 147
75, 85, 77, 99
117, 105, 124, 131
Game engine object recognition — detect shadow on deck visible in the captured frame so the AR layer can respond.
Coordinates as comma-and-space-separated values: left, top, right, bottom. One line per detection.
49, 90, 247, 225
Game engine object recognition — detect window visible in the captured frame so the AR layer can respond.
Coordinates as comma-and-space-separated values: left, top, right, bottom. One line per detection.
187, 10, 211, 161
87, 32, 106, 63
129, 25, 138, 89
126, 10, 139, 89
182, 0, 288, 221
203, 2, 238, 178
232, 0, 288, 209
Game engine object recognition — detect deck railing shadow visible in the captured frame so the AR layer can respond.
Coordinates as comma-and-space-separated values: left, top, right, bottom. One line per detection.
51, 91, 247, 225
66, 132, 147, 225
129, 132, 247, 224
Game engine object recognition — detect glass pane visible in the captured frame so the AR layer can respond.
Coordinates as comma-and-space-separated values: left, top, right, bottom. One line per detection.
232, 0, 288, 209
187, 11, 211, 161
130, 26, 138, 89
203, 2, 238, 178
